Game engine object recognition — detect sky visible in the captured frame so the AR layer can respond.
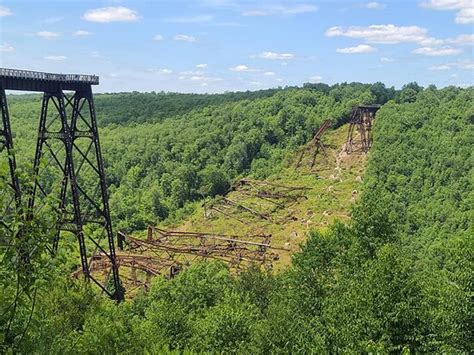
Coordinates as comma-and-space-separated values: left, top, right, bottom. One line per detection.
0, 0, 473, 93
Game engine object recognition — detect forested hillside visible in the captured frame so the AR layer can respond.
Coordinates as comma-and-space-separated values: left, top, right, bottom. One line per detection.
1, 84, 472, 353
6, 88, 283, 126
103, 84, 376, 230
94, 88, 283, 125
6, 83, 386, 231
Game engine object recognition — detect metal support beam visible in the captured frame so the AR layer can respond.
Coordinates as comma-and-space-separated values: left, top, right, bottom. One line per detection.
0, 87, 21, 210
1, 70, 123, 301
70, 87, 122, 301
295, 119, 332, 169
345, 105, 380, 154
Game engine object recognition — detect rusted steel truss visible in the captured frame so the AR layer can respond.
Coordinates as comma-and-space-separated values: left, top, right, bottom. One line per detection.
295, 119, 332, 169
129, 227, 280, 269
345, 105, 380, 154
84, 227, 282, 294
232, 179, 308, 201
74, 251, 180, 294
205, 179, 308, 224
0, 70, 123, 301
0, 87, 21, 232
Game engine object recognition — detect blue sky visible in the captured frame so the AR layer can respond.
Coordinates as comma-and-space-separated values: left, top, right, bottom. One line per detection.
0, 0, 473, 93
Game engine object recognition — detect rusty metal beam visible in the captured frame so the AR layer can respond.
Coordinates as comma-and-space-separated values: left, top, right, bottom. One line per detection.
84, 227, 284, 295
295, 119, 332, 169
345, 105, 380, 154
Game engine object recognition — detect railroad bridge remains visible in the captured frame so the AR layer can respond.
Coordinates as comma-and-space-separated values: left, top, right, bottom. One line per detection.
0, 68, 382, 301
0, 68, 123, 301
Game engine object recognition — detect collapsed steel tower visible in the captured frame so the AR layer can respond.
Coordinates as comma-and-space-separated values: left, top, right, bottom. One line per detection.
345, 105, 381, 153
295, 119, 332, 169
0, 68, 123, 301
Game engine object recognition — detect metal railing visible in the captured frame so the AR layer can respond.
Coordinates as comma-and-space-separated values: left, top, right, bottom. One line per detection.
0, 68, 99, 84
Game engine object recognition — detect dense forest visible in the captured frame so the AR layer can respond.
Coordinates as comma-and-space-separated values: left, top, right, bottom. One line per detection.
1, 83, 472, 353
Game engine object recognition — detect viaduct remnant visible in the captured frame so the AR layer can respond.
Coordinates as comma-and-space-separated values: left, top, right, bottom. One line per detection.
204, 179, 308, 225
0, 68, 123, 301
295, 119, 332, 169
345, 105, 380, 153
79, 227, 282, 295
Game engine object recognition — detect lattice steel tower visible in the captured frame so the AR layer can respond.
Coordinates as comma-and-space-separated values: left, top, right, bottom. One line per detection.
345, 105, 381, 154
0, 68, 123, 301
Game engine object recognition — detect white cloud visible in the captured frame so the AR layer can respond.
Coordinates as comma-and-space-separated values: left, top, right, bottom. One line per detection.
229, 64, 259, 72
446, 33, 474, 45
158, 69, 173, 74
242, 4, 317, 16
309, 75, 323, 83
174, 34, 196, 42
428, 64, 451, 70
180, 70, 204, 75
276, 78, 284, 82
456, 60, 474, 70
73, 30, 91, 36
413, 46, 462, 56
82, 7, 140, 23
189, 75, 222, 82
263, 71, 276, 76
366, 2, 386, 9
337, 44, 376, 54
250, 81, 262, 85
44, 55, 67, 61
191, 76, 208, 81
420, 0, 473, 24
380, 56, 395, 62
325, 24, 441, 45
256, 51, 295, 60
419, 37, 444, 46
0, 6, 12, 16
154, 34, 164, 41
196, 64, 208, 68
165, 15, 213, 23
0, 43, 14, 52
456, 7, 474, 23
428, 60, 474, 70
420, 0, 470, 10
36, 31, 60, 39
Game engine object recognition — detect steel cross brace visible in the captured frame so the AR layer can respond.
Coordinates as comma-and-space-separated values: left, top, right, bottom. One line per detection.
0, 87, 21, 211
13, 86, 123, 301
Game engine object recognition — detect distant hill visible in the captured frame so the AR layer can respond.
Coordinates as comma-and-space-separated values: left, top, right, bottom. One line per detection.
94, 89, 284, 125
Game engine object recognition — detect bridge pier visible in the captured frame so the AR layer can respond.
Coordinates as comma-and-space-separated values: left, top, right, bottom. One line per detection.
0, 87, 21, 214
0, 68, 123, 301
345, 105, 381, 154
